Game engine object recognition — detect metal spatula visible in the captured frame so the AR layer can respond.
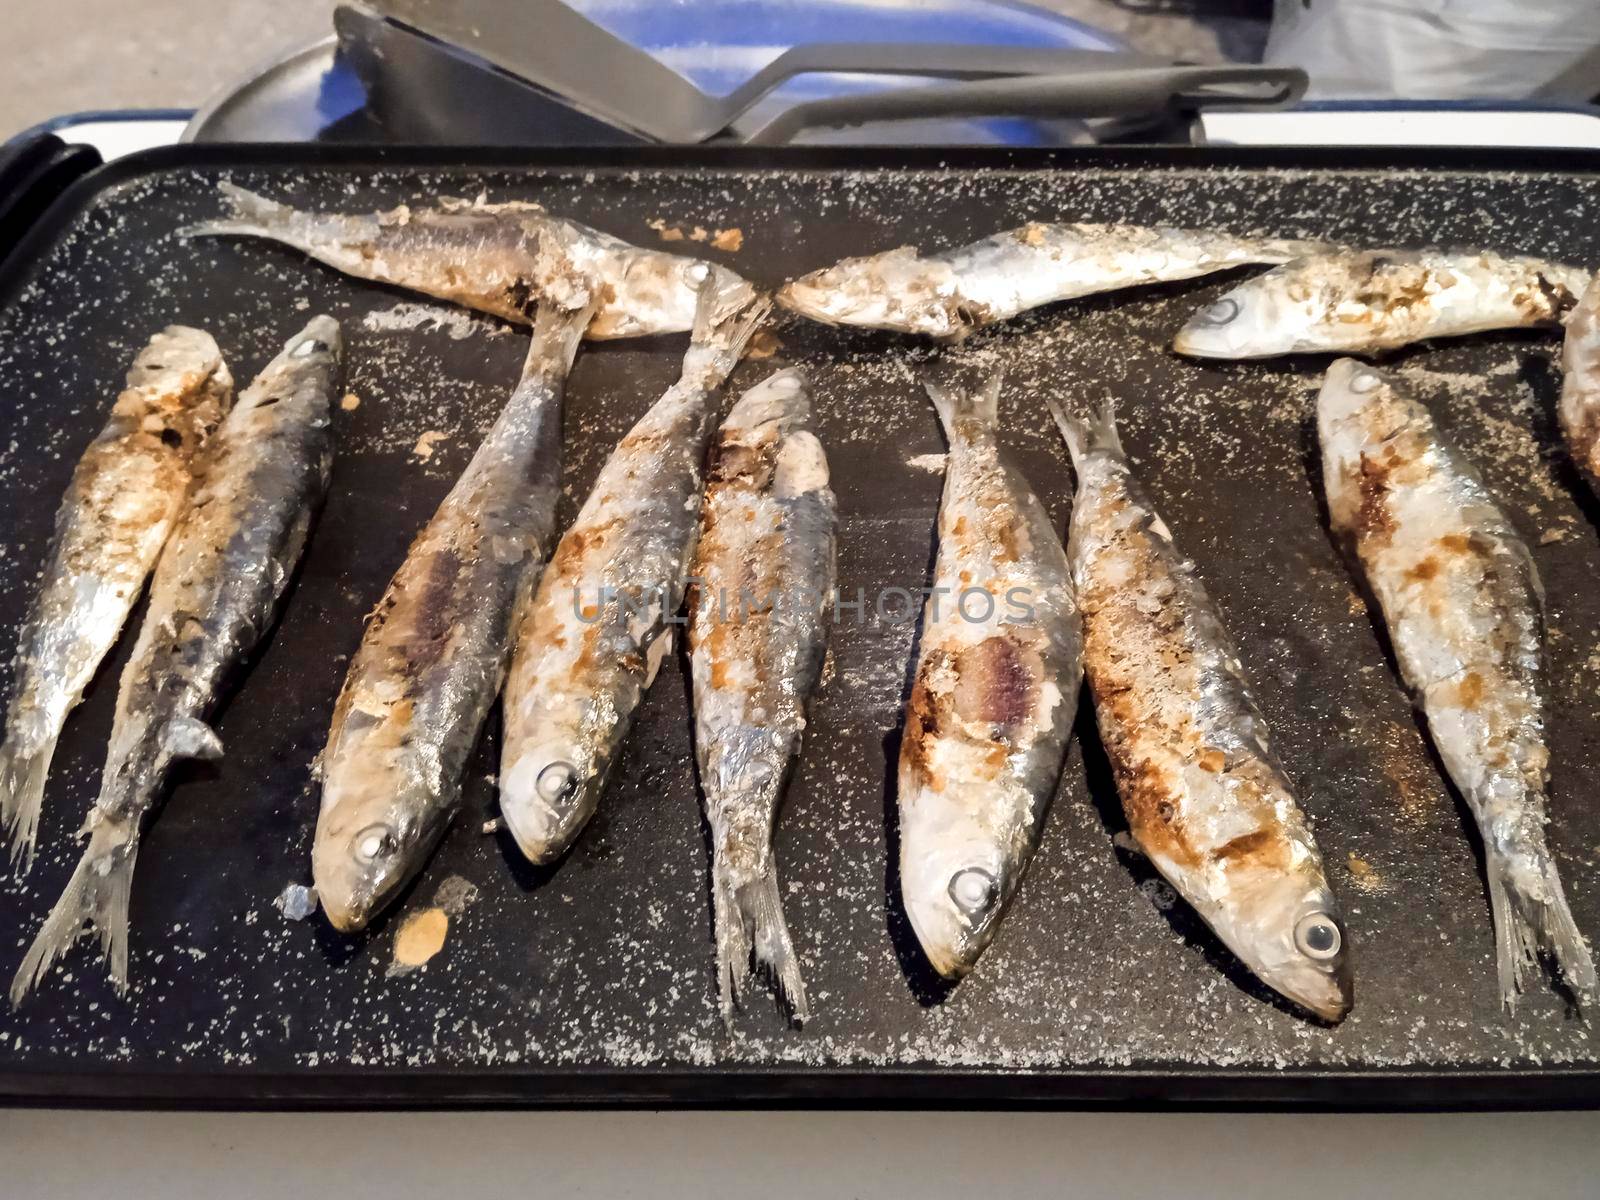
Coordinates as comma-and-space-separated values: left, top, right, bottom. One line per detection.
359, 0, 1304, 144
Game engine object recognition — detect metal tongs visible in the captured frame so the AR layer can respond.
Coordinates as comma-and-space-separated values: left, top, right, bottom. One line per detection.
346, 0, 1306, 145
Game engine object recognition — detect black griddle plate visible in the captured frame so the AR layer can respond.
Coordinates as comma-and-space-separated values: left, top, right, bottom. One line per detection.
2, 145, 1600, 1109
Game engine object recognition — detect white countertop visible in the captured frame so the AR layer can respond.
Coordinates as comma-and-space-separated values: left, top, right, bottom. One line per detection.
6, 1108, 1600, 1197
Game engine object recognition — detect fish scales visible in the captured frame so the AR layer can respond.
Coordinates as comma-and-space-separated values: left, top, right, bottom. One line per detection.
687, 367, 835, 1026
1053, 399, 1353, 1023
11, 317, 341, 1002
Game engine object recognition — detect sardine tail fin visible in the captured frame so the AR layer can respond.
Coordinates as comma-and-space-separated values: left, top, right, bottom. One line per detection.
738, 867, 809, 1026
923, 372, 1002, 439
713, 852, 809, 1027
688, 268, 771, 378
1046, 395, 1122, 474
177, 182, 293, 241
10, 816, 140, 1006
527, 295, 599, 378
710, 862, 749, 1030
0, 736, 56, 872
1487, 853, 1597, 1008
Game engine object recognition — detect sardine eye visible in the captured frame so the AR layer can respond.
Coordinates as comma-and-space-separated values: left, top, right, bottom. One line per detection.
1349, 369, 1382, 394
1294, 912, 1342, 960
1194, 297, 1240, 327
948, 867, 998, 921
536, 761, 577, 803
292, 338, 329, 358
354, 823, 397, 863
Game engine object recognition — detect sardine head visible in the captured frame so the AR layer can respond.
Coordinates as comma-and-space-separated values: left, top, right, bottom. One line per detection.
1172, 269, 1312, 360
1316, 357, 1398, 432
777, 248, 963, 338
312, 801, 446, 934
1221, 873, 1354, 1023
899, 797, 1014, 979
500, 745, 601, 866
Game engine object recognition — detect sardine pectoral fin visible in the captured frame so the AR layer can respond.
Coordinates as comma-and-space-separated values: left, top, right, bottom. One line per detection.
160, 716, 225, 762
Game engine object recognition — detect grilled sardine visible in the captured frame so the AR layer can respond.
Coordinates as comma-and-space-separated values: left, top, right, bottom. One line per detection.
0, 328, 230, 868
1175, 248, 1591, 359
500, 272, 770, 865
778, 223, 1326, 340
312, 300, 593, 933
687, 367, 835, 1025
1559, 272, 1600, 491
1053, 399, 1353, 1022
11, 317, 340, 1002
897, 374, 1082, 979
1318, 358, 1595, 1005
184, 182, 749, 340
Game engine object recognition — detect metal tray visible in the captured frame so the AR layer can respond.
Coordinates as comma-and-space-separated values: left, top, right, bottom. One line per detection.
3, 144, 1600, 1109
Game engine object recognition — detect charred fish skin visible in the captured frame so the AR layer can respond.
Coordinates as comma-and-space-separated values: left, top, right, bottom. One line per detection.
687, 367, 835, 1026
1053, 399, 1353, 1023
1559, 272, 1600, 490
777, 222, 1327, 339
500, 273, 770, 867
11, 318, 340, 1003
182, 182, 748, 340
1174, 248, 1593, 359
0, 327, 232, 870
311, 301, 593, 935
897, 375, 1082, 981
1318, 359, 1596, 1005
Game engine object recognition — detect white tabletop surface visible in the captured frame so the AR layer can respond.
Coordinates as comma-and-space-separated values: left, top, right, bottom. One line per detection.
5, 1108, 1600, 1197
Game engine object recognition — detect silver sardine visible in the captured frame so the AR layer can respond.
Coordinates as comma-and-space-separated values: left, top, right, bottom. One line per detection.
778, 222, 1326, 339
11, 318, 340, 1002
1053, 399, 1353, 1022
1559, 271, 1600, 491
1175, 248, 1592, 359
183, 182, 749, 340
0, 328, 231, 868
312, 300, 593, 933
898, 374, 1082, 979
1318, 358, 1594, 1006
499, 273, 770, 865
687, 367, 835, 1025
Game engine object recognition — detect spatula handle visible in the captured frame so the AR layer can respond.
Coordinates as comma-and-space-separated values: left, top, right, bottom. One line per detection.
745, 66, 1308, 146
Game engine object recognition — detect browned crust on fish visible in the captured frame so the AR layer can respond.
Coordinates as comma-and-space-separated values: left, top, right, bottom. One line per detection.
901, 655, 950, 794
1526, 271, 1579, 323
951, 636, 1040, 732
1354, 447, 1401, 548
1080, 511, 1291, 876
1570, 406, 1600, 482
902, 629, 1047, 797
1213, 827, 1289, 869
687, 419, 794, 706
1350, 425, 1514, 638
